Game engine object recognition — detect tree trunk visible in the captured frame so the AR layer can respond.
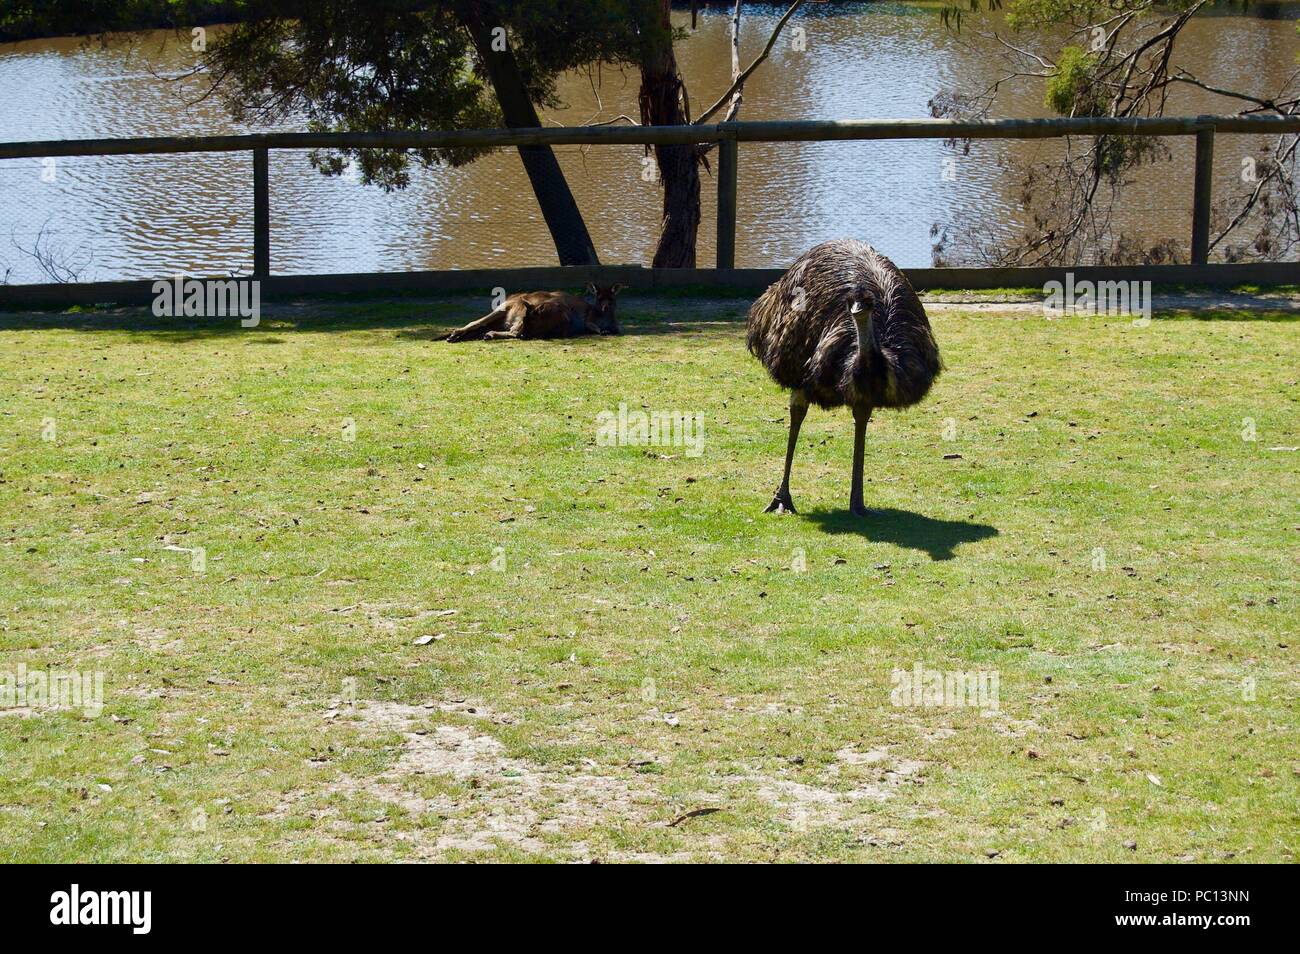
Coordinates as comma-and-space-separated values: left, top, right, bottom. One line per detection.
637, 0, 701, 268
463, 9, 599, 266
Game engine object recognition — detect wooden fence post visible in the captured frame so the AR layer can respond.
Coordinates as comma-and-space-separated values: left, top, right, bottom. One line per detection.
253, 147, 270, 278
716, 132, 738, 270
1191, 125, 1214, 265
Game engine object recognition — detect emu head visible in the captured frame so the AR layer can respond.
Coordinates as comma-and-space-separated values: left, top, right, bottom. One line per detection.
586, 283, 624, 335
848, 283, 877, 350
848, 283, 876, 320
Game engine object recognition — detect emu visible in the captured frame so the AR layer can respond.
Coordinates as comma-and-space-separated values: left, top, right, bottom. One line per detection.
442, 284, 622, 341
746, 240, 941, 516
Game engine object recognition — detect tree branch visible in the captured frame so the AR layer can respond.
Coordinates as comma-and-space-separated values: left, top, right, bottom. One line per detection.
693, 0, 804, 126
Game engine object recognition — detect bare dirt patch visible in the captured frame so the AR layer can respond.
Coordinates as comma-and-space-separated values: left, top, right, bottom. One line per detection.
747, 744, 932, 832
276, 698, 669, 860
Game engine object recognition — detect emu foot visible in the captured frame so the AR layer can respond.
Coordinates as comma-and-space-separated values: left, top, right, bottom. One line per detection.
764, 490, 797, 514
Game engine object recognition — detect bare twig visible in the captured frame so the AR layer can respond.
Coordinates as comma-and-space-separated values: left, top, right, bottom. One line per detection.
11, 220, 94, 284
693, 0, 805, 126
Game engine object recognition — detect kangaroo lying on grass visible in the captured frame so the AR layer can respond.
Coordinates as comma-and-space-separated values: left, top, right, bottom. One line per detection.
442, 284, 623, 342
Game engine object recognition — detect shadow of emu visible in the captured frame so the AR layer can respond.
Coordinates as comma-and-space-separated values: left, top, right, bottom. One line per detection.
804, 508, 998, 561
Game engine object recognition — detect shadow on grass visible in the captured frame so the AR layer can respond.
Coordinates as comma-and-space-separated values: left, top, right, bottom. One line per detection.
393, 320, 744, 343
0, 296, 750, 340
803, 507, 998, 561
0, 300, 469, 339
3, 298, 1293, 339
391, 299, 750, 341
1153, 307, 1300, 322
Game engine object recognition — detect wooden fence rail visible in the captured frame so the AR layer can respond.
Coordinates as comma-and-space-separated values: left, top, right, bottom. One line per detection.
1, 114, 1297, 296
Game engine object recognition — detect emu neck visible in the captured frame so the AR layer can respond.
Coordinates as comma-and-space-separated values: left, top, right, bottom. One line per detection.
853, 315, 877, 367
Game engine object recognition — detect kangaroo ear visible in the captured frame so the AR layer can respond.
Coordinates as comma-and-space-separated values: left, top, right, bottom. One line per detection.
611, 283, 624, 295
586, 282, 597, 296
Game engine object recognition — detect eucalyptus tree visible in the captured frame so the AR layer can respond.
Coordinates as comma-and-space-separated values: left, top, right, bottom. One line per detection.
203, 0, 645, 266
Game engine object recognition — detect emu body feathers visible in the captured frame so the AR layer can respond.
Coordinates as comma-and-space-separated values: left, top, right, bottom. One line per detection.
747, 240, 941, 410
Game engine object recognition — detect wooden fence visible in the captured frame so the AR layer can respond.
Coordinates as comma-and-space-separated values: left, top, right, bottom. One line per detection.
1, 114, 1298, 305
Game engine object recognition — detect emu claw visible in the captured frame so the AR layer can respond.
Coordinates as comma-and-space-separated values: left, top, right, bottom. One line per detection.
764, 492, 797, 515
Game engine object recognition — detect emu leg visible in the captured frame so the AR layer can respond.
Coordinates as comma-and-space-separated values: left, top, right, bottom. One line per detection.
848, 404, 875, 517
765, 391, 808, 514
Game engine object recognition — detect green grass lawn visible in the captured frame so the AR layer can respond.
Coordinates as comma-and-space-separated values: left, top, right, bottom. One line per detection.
1, 295, 1295, 862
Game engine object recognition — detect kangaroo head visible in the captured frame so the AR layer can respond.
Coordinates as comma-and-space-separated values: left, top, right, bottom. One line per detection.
586, 283, 624, 335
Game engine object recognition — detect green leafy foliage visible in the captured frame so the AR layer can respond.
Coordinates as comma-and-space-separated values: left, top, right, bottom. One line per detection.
5, 1, 652, 189
1044, 45, 1100, 115
1004, 0, 1099, 32
939, 0, 1002, 32
0, 1, 243, 41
